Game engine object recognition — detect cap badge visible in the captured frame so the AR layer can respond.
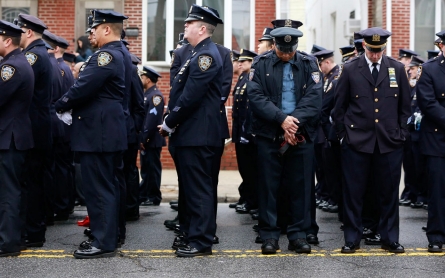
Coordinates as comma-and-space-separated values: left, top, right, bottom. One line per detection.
1, 65, 15, 81
25, 52, 38, 66
198, 55, 212, 72
284, 35, 292, 43
97, 51, 113, 66
372, 34, 380, 42
285, 19, 292, 27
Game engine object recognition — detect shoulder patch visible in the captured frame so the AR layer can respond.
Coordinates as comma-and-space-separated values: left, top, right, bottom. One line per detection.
311, 72, 320, 83
249, 69, 255, 81
153, 95, 162, 106
61, 70, 65, 77
337, 64, 343, 79
416, 65, 422, 82
198, 55, 212, 71
97, 52, 113, 66
171, 53, 175, 66
1, 65, 15, 81
25, 52, 38, 66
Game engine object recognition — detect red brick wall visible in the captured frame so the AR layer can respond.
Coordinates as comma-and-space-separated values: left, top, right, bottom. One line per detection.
390, 0, 410, 55
255, 0, 276, 43
124, 1, 143, 58
38, 0, 76, 52
382, 0, 387, 29
368, 0, 373, 27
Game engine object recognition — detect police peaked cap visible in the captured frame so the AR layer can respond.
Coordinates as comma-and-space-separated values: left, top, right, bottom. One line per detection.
339, 45, 355, 57
0, 20, 24, 37
359, 27, 392, 53
408, 55, 425, 67
311, 44, 325, 54
141, 66, 161, 80
314, 49, 334, 62
63, 52, 76, 63
184, 4, 223, 26
259, 27, 274, 41
427, 50, 440, 59
130, 53, 141, 65
15, 14, 47, 34
238, 49, 258, 61
270, 27, 303, 53
43, 30, 69, 49
271, 19, 303, 29
91, 10, 128, 28
399, 49, 418, 59
232, 50, 240, 61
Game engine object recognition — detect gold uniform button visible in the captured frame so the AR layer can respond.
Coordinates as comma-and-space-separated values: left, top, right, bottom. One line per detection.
147, 139, 150, 142
395, 94, 397, 97
356, 95, 358, 98
375, 119, 379, 123
78, 116, 81, 119
375, 98, 378, 102
220, 110, 222, 113
375, 109, 379, 112
374, 88, 378, 92
442, 94, 444, 96
351, 124, 354, 127
435, 129, 438, 132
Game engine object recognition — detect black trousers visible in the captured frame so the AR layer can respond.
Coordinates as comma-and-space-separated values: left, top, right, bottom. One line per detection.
212, 140, 225, 220
53, 138, 74, 215
123, 146, 140, 217
139, 147, 162, 205
314, 142, 329, 201
78, 151, 120, 251
257, 136, 312, 241
0, 143, 26, 252
115, 154, 126, 240
425, 156, 445, 243
24, 149, 49, 242
235, 142, 258, 208
175, 146, 216, 250
341, 143, 403, 245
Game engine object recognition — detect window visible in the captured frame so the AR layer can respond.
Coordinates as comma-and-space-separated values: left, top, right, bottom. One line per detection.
0, 0, 37, 22
414, 0, 436, 57
2, 7, 29, 22
372, 0, 383, 27
143, 0, 254, 65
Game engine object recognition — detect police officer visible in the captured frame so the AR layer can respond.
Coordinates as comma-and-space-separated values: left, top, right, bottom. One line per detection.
159, 4, 223, 257
139, 67, 165, 207
333, 27, 411, 253
0, 20, 35, 257
399, 49, 418, 71
427, 50, 440, 60
247, 20, 322, 255
257, 27, 274, 55
416, 30, 445, 252
16, 13, 53, 247
232, 49, 258, 214
55, 10, 128, 259
170, 33, 193, 85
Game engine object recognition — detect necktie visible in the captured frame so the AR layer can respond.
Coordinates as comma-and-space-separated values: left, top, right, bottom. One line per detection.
372, 63, 378, 83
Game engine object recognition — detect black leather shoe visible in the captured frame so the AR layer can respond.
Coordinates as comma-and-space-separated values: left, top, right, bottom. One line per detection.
398, 198, 406, 205
400, 199, 411, 206
251, 213, 259, 220
229, 202, 240, 209
382, 242, 405, 253
54, 214, 69, 221
0, 250, 20, 257
235, 203, 251, 214
174, 225, 182, 235
423, 204, 428, 210
326, 204, 339, 213
288, 238, 311, 253
73, 247, 117, 259
249, 209, 258, 215
117, 238, 125, 248
79, 239, 94, 250
213, 235, 219, 244
317, 200, 328, 209
172, 236, 188, 250
422, 226, 427, 231
170, 203, 178, 211
84, 228, 94, 240
306, 234, 319, 245
140, 200, 160, 206
252, 224, 259, 232
341, 242, 360, 254
365, 234, 381, 245
164, 216, 179, 230
362, 227, 374, 239
261, 239, 279, 255
410, 201, 424, 209
315, 199, 321, 205
125, 214, 140, 221
169, 200, 178, 205
255, 235, 264, 244
340, 224, 344, 231
428, 242, 443, 253
25, 239, 45, 247
175, 245, 212, 257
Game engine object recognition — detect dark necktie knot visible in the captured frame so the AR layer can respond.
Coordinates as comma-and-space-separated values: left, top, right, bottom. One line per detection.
372, 63, 378, 83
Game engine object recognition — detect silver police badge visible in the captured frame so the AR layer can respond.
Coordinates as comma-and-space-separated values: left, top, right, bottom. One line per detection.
153, 95, 162, 106
198, 55, 212, 72
311, 72, 320, 83
25, 52, 38, 66
284, 35, 292, 43
1, 65, 15, 81
97, 52, 112, 66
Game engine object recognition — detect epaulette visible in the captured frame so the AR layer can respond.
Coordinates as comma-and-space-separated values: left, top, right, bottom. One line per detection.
387, 56, 403, 64
345, 56, 360, 64
423, 56, 439, 65
252, 51, 272, 66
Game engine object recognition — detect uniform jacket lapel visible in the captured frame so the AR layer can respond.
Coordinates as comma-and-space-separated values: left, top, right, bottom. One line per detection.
375, 56, 388, 87
438, 55, 445, 75
358, 55, 375, 86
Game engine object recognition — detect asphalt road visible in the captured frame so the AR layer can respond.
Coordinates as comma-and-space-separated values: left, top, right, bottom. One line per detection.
3, 204, 444, 278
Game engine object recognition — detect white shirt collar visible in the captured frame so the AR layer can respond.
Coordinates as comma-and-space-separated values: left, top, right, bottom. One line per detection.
364, 54, 382, 66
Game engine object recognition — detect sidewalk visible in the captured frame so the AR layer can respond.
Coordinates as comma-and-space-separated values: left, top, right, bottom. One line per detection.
160, 170, 241, 203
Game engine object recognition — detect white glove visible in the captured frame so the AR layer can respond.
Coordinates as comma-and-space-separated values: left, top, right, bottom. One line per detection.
56, 110, 72, 125
162, 121, 175, 133
329, 116, 333, 124
240, 137, 249, 144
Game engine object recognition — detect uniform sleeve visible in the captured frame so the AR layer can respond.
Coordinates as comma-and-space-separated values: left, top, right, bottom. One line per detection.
290, 60, 323, 127
55, 51, 120, 113
165, 52, 220, 128
417, 63, 445, 130
221, 50, 234, 105
332, 64, 351, 139
142, 94, 164, 143
321, 80, 336, 137
130, 67, 146, 133
0, 65, 22, 108
247, 60, 288, 125
169, 50, 181, 86
397, 63, 412, 138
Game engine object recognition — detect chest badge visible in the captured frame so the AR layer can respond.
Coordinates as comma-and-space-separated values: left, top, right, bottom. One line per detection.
97, 52, 113, 66
25, 52, 38, 66
388, 67, 398, 87
311, 72, 320, 83
153, 95, 162, 106
1, 65, 15, 81
198, 55, 212, 71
